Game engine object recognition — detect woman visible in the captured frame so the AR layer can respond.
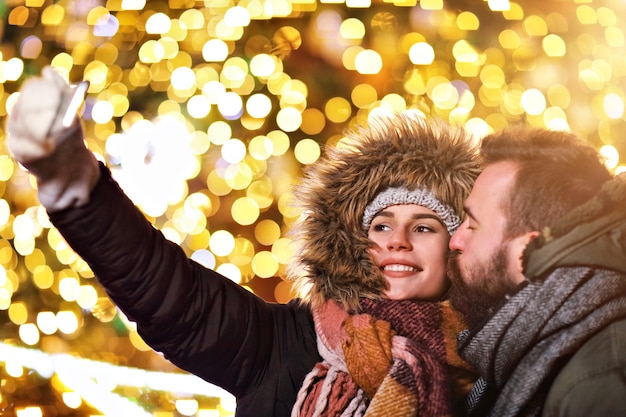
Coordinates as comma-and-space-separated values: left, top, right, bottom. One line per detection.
289, 114, 479, 416
7, 68, 478, 417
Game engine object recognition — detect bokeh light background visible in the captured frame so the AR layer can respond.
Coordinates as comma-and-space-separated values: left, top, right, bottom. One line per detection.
0, 0, 625, 415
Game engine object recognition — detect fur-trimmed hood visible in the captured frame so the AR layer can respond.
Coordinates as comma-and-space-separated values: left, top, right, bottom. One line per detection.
289, 113, 480, 310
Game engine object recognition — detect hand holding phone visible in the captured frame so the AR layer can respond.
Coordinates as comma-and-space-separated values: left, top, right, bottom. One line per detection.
7, 67, 87, 164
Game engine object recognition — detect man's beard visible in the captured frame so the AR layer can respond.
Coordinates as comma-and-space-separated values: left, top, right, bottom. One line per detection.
447, 246, 521, 331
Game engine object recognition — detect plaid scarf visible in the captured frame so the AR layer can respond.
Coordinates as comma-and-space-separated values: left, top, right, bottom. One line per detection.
292, 298, 473, 417
460, 266, 626, 417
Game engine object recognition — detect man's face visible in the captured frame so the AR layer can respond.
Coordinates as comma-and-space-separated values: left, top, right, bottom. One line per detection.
447, 161, 527, 329
447, 244, 519, 329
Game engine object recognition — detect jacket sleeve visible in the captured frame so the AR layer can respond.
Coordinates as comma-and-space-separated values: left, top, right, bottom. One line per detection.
47, 163, 317, 400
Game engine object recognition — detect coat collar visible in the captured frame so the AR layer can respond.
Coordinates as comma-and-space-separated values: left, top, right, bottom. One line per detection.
523, 173, 626, 279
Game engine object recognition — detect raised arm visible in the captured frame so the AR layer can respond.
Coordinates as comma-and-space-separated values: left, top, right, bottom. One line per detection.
46, 163, 277, 394
4, 68, 319, 405
5, 67, 266, 390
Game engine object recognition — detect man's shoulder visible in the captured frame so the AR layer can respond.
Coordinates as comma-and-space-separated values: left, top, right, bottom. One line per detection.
543, 318, 626, 417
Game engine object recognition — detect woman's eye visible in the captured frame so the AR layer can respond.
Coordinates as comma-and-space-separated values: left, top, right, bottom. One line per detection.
415, 225, 434, 233
372, 223, 389, 232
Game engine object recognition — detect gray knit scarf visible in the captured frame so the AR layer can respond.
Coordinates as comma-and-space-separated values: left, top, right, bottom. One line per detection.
459, 266, 626, 417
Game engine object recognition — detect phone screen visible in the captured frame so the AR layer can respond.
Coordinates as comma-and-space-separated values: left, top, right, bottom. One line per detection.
62, 81, 90, 127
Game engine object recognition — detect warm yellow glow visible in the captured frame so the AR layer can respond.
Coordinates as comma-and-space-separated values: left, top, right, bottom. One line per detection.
0, 200, 10, 229
145, 12, 172, 34
77, 285, 99, 309
176, 399, 199, 416
600, 145, 620, 169
543, 34, 566, 57
325, 97, 352, 123
251, 251, 279, 278
488, 0, 510, 11
431, 83, 459, 110
420, 0, 443, 10
209, 230, 236, 257
59, 277, 80, 302
524, 15, 548, 36
577, 5, 597, 25
202, 39, 229, 62
187, 95, 212, 119
19, 323, 40, 345
36, 311, 58, 335
229, 237, 255, 266
13, 213, 35, 240
272, 237, 295, 265
217, 92, 244, 119
521, 88, 547, 115
354, 49, 383, 74
294, 138, 321, 164
171, 66, 196, 90
409, 42, 435, 65
16, 407, 43, 417
9, 301, 28, 325
340, 18, 366, 39
267, 130, 291, 156
128, 328, 152, 351
276, 107, 302, 132
452, 40, 479, 63
56, 310, 79, 335
224, 6, 251, 27
92, 100, 115, 124
222, 139, 247, 163
457, 12, 479, 30
246, 93, 272, 118
216, 263, 242, 283
62, 392, 83, 409
499, 29, 521, 49
605, 26, 625, 47
603, 93, 624, 119
250, 54, 277, 77
255, 220, 282, 246
231, 197, 260, 226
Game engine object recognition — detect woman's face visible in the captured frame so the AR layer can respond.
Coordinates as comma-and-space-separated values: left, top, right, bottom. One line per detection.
367, 204, 450, 301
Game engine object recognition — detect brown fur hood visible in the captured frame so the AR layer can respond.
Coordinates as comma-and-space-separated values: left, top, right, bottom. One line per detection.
288, 113, 480, 310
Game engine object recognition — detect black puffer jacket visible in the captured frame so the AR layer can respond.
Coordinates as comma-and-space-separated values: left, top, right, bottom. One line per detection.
49, 164, 321, 417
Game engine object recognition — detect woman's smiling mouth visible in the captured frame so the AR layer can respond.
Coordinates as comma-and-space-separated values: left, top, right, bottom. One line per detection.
382, 264, 422, 272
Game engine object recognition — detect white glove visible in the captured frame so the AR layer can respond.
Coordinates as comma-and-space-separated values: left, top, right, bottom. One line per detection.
6, 67, 100, 211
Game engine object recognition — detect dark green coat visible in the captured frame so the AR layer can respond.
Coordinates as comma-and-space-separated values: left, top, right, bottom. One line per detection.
523, 176, 626, 417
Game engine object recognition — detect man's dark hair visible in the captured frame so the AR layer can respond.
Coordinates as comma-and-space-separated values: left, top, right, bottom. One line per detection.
480, 126, 613, 238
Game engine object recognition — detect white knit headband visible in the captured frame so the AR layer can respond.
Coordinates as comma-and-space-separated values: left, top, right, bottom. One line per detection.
362, 186, 461, 234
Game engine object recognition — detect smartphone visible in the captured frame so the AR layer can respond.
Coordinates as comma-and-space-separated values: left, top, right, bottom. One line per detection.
62, 81, 90, 127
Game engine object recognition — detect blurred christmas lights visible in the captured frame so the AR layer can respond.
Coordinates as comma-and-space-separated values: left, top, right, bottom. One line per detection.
1, 0, 626, 415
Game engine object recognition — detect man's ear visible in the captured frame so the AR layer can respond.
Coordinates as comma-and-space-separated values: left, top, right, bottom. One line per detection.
511, 231, 540, 273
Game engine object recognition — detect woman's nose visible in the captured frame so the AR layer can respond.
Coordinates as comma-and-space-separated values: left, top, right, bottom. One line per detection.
387, 229, 412, 250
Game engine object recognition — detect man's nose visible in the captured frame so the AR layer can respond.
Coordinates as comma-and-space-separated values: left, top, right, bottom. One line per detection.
449, 221, 467, 252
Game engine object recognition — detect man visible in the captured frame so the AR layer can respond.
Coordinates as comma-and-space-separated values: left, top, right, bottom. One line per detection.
448, 126, 626, 417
